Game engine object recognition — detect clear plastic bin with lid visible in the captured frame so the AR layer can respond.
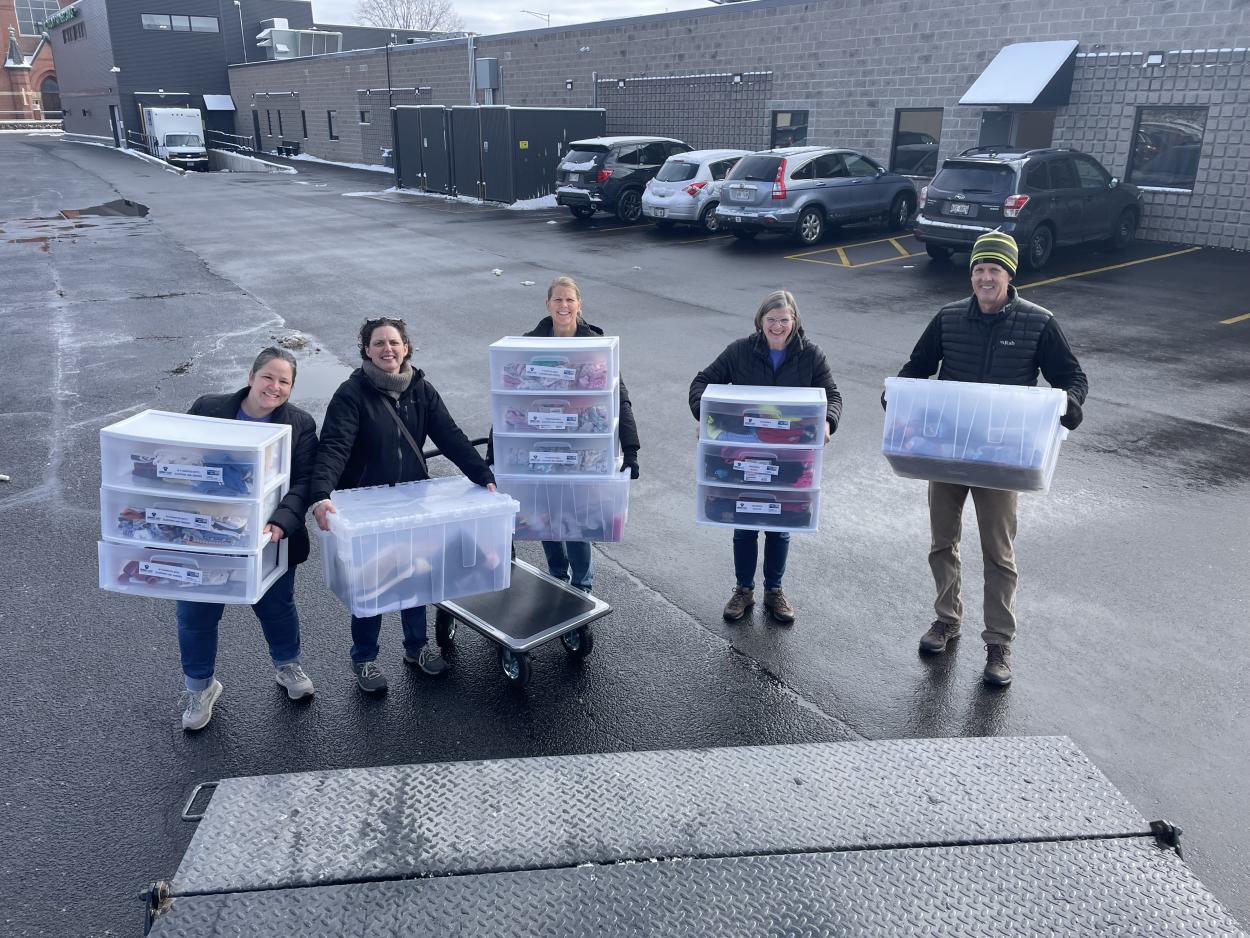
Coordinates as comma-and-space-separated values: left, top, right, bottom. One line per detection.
319, 476, 520, 617
881, 377, 1069, 493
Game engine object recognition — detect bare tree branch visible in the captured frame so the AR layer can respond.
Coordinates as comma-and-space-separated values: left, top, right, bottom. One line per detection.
354, 0, 464, 31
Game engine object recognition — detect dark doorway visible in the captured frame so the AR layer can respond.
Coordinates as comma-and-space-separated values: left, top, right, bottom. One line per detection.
252, 110, 262, 150
108, 105, 121, 147
40, 76, 61, 117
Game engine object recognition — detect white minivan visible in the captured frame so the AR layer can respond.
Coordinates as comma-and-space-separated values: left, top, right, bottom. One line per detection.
641, 149, 750, 233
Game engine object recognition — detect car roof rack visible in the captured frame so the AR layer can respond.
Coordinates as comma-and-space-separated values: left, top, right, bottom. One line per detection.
954, 146, 1074, 160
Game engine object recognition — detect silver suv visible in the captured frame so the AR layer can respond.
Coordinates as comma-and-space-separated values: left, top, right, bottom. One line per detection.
716, 146, 917, 245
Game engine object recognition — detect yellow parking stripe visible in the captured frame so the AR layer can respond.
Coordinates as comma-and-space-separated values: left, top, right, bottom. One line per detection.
786, 234, 919, 260
787, 255, 848, 268
836, 246, 850, 268
583, 223, 654, 234
1220, 311, 1250, 325
1016, 246, 1202, 290
672, 235, 734, 245
889, 238, 910, 257
845, 251, 927, 269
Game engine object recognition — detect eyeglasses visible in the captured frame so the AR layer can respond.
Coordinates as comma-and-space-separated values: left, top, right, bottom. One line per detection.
763, 317, 794, 326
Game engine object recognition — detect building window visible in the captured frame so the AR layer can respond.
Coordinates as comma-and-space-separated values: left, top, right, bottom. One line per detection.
327, 110, 338, 140
890, 108, 943, 176
266, 110, 273, 135
16, 0, 58, 35
301, 110, 308, 139
62, 22, 87, 42
1128, 106, 1207, 190
170, 15, 190, 31
277, 111, 284, 136
359, 108, 371, 125
142, 13, 172, 29
142, 13, 217, 32
189, 16, 219, 33
770, 110, 808, 148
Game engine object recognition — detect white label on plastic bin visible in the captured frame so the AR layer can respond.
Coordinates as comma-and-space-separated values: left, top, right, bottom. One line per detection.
743, 472, 773, 483
138, 561, 203, 584
736, 500, 781, 515
145, 508, 214, 530
744, 416, 791, 429
734, 460, 779, 476
528, 411, 578, 430
525, 364, 577, 382
529, 451, 579, 466
156, 462, 223, 484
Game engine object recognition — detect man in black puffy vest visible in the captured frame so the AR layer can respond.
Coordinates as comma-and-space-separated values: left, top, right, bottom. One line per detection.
892, 230, 1088, 686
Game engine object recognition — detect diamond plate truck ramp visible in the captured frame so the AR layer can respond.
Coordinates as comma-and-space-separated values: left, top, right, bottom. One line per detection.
147, 738, 1247, 937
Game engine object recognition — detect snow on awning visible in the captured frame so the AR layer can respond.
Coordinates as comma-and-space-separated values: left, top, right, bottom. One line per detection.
960, 40, 1079, 107
203, 94, 236, 111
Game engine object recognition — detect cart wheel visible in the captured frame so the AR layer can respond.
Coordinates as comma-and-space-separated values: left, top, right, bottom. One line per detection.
434, 608, 457, 649
560, 625, 594, 658
498, 648, 531, 686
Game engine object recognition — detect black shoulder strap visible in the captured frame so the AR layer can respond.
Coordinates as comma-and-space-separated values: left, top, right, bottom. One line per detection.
379, 391, 430, 478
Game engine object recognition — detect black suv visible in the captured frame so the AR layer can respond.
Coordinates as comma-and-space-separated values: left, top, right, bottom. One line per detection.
556, 136, 692, 222
914, 147, 1143, 270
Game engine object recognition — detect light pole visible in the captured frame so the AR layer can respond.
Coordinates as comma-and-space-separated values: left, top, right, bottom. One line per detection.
232, 1, 247, 63
520, 10, 550, 27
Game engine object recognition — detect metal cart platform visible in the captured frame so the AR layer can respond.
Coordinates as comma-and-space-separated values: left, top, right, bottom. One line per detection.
433, 557, 611, 686
148, 737, 1246, 937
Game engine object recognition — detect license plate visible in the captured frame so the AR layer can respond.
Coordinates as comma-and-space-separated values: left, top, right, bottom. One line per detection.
729, 187, 752, 202
946, 202, 972, 216
566, 172, 580, 182
652, 208, 666, 218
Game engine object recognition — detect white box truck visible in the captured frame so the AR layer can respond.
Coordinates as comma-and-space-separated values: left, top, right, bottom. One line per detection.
140, 108, 208, 171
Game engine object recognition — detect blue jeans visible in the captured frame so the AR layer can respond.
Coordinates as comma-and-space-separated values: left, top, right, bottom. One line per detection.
542, 540, 593, 591
733, 529, 790, 590
176, 568, 301, 691
350, 605, 427, 664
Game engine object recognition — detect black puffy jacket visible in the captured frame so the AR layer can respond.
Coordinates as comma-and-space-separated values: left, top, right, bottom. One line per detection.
188, 388, 318, 566
310, 367, 493, 505
688, 330, 843, 432
896, 287, 1088, 429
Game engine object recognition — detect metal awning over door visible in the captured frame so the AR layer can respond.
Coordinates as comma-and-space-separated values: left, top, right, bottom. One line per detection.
960, 40, 1079, 107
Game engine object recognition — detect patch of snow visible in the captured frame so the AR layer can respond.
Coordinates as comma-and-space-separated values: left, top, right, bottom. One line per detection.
559, 159, 596, 171
288, 153, 394, 174
0, 128, 64, 135
507, 193, 559, 211
491, 268, 503, 276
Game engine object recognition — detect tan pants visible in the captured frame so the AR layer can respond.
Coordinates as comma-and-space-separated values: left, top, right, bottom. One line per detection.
928, 482, 1019, 645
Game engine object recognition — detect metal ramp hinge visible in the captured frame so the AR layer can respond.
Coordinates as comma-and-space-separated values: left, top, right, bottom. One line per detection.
141, 879, 171, 935
1149, 819, 1184, 858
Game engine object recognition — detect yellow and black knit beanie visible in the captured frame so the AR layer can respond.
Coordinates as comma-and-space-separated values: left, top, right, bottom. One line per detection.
969, 230, 1018, 275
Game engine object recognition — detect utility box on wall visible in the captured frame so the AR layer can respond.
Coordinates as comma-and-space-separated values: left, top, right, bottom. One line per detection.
475, 58, 501, 91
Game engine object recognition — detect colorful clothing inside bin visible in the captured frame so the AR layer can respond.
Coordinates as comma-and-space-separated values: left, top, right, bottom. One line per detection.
703, 448, 815, 487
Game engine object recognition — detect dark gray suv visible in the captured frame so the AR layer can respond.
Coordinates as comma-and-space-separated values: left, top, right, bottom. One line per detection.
555, 136, 692, 223
914, 147, 1143, 270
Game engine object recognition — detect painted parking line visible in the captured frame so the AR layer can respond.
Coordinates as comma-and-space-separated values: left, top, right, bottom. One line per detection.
1016, 246, 1202, 291
671, 234, 734, 245
1220, 311, 1250, 325
785, 234, 924, 268
580, 222, 655, 234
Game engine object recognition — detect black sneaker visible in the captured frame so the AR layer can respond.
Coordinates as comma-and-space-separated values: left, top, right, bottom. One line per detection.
351, 660, 388, 693
919, 620, 961, 654
405, 646, 450, 677
983, 644, 1013, 686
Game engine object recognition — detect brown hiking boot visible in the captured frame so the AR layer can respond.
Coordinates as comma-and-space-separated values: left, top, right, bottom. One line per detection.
723, 586, 754, 621
919, 619, 961, 654
763, 587, 795, 624
983, 644, 1013, 686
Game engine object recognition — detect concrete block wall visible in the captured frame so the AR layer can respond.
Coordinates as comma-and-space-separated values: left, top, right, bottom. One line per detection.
225, 0, 1249, 247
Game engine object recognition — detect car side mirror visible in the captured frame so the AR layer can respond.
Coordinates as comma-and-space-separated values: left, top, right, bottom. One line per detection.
877, 166, 887, 176
1108, 177, 1119, 189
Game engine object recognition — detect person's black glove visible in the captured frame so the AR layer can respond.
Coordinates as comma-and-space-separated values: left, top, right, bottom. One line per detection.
880, 389, 888, 411
623, 450, 640, 480
1060, 393, 1083, 431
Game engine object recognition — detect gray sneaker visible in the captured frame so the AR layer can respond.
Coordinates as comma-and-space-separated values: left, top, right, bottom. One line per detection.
983, 644, 1013, 686
181, 679, 223, 731
919, 620, 961, 654
275, 663, 314, 700
404, 646, 450, 676
352, 660, 388, 693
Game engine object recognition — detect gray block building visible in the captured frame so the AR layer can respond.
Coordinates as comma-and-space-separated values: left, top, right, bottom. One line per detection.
225, 0, 1249, 249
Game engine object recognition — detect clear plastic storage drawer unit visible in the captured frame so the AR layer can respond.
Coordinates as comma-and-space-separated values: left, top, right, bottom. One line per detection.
99, 484, 283, 553
490, 336, 619, 393
493, 434, 619, 476
881, 377, 1069, 493
699, 385, 827, 446
699, 443, 822, 489
98, 538, 286, 605
100, 410, 290, 497
696, 485, 820, 532
491, 393, 617, 435
319, 477, 520, 617
493, 470, 631, 542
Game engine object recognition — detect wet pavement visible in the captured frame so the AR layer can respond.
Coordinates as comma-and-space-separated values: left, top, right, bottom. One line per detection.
0, 133, 1247, 935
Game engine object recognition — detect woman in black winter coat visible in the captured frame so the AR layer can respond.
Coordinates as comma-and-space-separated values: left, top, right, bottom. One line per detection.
175, 346, 318, 732
688, 290, 842, 625
310, 317, 495, 692
489, 275, 640, 593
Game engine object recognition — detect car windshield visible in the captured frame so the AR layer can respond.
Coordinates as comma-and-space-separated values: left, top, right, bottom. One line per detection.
728, 154, 783, 181
932, 164, 1014, 197
656, 160, 699, 182
165, 134, 202, 147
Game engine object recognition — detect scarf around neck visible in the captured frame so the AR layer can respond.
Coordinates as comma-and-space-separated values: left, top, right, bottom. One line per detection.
362, 359, 414, 400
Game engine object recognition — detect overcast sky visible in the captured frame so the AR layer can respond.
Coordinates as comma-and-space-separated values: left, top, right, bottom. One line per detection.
313, 0, 715, 34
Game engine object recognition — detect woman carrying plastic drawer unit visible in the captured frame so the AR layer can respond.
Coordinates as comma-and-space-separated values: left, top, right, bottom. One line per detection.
489, 275, 641, 592
310, 317, 496, 693
688, 290, 842, 624
177, 346, 319, 731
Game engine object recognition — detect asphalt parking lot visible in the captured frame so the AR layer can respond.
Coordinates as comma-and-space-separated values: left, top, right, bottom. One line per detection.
1, 135, 1248, 936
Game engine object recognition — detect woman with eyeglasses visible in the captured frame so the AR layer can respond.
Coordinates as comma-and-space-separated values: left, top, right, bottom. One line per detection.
310, 317, 495, 693
688, 290, 842, 625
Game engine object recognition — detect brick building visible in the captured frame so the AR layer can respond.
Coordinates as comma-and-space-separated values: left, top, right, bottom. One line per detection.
225, 0, 1250, 249
1, 0, 62, 119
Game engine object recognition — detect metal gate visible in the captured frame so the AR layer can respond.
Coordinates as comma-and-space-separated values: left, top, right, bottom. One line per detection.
392, 106, 423, 188
595, 71, 773, 151
479, 106, 514, 204
417, 105, 452, 193
510, 107, 605, 201
450, 106, 482, 198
